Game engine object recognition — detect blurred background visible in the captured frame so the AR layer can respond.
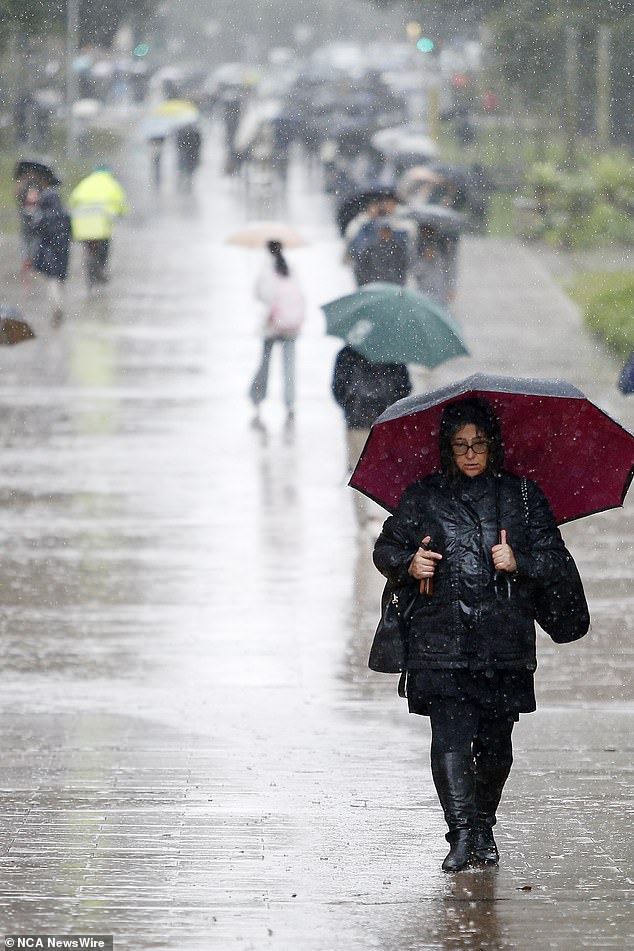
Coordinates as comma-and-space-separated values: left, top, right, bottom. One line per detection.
0, 0, 632, 344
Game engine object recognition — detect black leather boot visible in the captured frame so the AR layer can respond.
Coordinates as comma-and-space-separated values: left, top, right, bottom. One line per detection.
472, 758, 511, 866
472, 826, 498, 865
431, 751, 476, 872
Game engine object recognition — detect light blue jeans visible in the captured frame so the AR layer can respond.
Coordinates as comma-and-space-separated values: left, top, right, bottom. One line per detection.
249, 336, 296, 410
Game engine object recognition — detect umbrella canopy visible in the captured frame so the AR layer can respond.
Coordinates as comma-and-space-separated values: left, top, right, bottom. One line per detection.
405, 202, 466, 237
0, 307, 35, 345
140, 99, 200, 138
151, 98, 199, 119
349, 372, 634, 523
72, 97, 101, 119
225, 221, 308, 249
336, 188, 399, 236
372, 124, 438, 159
397, 165, 443, 201
14, 160, 60, 187
322, 282, 469, 368
233, 98, 283, 152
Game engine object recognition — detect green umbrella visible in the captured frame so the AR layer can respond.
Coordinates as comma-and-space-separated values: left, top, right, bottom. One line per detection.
322, 281, 469, 367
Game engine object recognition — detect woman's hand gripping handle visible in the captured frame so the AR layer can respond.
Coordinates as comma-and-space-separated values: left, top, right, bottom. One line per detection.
408, 535, 442, 596
491, 528, 517, 573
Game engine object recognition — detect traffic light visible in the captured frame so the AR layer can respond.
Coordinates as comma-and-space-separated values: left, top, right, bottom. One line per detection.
416, 37, 435, 54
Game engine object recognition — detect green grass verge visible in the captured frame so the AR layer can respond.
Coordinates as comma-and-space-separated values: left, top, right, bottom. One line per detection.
566, 271, 634, 356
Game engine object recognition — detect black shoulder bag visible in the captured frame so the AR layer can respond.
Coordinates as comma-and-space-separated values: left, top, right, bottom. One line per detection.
520, 478, 590, 644
368, 580, 418, 673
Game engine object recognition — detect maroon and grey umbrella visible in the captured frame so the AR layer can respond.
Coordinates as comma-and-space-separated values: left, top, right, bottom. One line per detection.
350, 373, 634, 524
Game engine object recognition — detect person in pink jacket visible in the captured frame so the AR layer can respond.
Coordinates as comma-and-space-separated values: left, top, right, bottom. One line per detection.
248, 241, 305, 422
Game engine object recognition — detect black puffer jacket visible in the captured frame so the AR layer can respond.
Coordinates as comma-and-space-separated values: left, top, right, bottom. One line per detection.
373, 470, 567, 670
332, 345, 412, 429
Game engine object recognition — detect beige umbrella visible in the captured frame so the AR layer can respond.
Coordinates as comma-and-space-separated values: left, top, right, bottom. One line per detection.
225, 221, 308, 249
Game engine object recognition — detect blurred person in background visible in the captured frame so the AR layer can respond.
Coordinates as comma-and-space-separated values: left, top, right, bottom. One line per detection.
413, 225, 453, 307
348, 219, 411, 287
149, 136, 166, 191
332, 345, 411, 533
31, 170, 71, 326
249, 241, 305, 424
69, 165, 128, 289
176, 124, 203, 193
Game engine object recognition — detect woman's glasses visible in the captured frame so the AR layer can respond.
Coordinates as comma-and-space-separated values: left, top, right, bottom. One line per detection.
451, 439, 490, 456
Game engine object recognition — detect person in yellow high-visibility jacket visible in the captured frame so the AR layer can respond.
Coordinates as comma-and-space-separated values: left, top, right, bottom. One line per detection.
69, 165, 128, 288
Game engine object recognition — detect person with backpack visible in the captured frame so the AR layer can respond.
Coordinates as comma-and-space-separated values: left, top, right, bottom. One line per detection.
332, 344, 411, 531
248, 241, 305, 422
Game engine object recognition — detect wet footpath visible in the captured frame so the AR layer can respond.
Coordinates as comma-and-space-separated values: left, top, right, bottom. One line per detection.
0, 125, 632, 950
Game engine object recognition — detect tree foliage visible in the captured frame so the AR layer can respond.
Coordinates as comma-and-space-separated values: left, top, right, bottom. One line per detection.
371, 0, 633, 126
0, 0, 158, 47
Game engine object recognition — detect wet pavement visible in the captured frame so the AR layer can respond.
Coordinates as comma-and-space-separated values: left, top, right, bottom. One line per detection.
0, 124, 632, 950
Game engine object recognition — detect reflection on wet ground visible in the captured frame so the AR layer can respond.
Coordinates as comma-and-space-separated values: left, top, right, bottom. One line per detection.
0, 129, 632, 948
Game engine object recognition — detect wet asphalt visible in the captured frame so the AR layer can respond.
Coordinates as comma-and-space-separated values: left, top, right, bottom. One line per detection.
0, 122, 632, 950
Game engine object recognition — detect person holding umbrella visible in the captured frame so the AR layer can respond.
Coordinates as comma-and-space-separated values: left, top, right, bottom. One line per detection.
372, 396, 572, 872
248, 240, 305, 423
29, 165, 71, 326
323, 282, 469, 533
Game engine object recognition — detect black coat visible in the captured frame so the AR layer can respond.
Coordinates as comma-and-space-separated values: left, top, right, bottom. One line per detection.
32, 188, 71, 280
331, 345, 412, 429
373, 471, 567, 670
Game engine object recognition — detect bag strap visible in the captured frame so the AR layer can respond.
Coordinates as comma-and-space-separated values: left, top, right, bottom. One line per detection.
397, 671, 407, 698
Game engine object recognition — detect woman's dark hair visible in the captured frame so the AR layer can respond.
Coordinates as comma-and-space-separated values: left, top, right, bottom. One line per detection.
439, 397, 504, 477
267, 239, 289, 277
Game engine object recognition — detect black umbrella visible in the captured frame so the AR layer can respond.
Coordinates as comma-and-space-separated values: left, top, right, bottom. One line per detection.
14, 159, 61, 186
336, 187, 399, 236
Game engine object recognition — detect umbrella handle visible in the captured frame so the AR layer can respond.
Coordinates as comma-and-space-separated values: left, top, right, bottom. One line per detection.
419, 537, 434, 596
420, 577, 433, 596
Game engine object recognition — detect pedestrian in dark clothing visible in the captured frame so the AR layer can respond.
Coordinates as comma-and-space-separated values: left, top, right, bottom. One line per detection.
149, 136, 166, 190
617, 352, 634, 394
467, 164, 493, 233
176, 124, 202, 192
332, 344, 411, 530
373, 397, 568, 871
271, 116, 295, 184
414, 225, 452, 307
223, 93, 243, 174
32, 184, 71, 325
13, 93, 34, 146
347, 218, 410, 287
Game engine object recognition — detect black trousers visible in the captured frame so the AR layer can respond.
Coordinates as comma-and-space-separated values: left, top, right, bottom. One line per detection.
428, 698, 514, 768
85, 239, 110, 285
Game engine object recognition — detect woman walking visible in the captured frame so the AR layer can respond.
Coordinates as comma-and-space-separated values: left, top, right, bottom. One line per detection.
249, 241, 305, 422
373, 397, 568, 871
32, 175, 71, 326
